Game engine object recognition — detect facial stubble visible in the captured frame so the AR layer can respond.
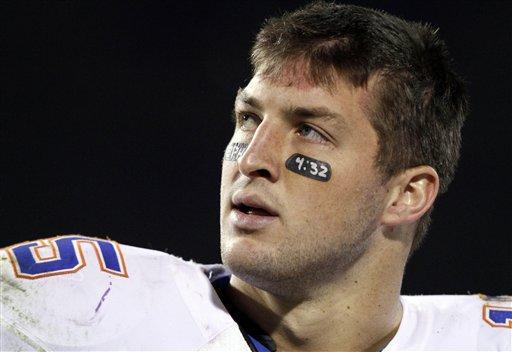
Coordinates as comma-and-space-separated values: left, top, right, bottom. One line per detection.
220, 184, 384, 298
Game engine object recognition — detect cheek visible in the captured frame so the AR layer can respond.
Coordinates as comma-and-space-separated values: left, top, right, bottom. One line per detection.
283, 177, 340, 220
282, 166, 368, 223
220, 161, 234, 199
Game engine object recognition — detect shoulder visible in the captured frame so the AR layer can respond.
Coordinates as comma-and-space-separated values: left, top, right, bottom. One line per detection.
403, 294, 512, 329
385, 294, 511, 351
1, 235, 247, 351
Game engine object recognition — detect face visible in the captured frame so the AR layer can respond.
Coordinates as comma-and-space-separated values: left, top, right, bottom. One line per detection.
220, 72, 387, 294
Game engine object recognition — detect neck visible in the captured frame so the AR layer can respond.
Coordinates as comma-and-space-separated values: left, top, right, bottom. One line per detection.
226, 233, 409, 351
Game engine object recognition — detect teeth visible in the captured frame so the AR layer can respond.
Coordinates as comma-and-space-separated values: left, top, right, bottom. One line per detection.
237, 204, 273, 216
238, 204, 253, 214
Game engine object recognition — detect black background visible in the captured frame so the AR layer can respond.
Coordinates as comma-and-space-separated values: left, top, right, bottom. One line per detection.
2, 1, 511, 295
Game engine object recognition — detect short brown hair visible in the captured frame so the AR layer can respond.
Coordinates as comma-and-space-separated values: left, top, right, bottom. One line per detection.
251, 1, 470, 252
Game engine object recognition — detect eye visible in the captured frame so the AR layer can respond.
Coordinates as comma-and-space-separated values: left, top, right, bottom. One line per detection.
297, 124, 328, 143
236, 112, 260, 131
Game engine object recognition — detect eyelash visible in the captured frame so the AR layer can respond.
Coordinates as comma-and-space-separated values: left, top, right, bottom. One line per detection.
234, 112, 328, 144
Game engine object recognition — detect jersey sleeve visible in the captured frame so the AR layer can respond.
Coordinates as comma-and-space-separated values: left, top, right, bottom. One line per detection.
386, 294, 512, 351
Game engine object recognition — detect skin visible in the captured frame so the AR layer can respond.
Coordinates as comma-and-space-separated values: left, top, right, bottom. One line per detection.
220, 70, 439, 351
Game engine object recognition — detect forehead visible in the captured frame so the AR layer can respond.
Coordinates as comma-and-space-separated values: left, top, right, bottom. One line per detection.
240, 72, 353, 102
236, 73, 373, 130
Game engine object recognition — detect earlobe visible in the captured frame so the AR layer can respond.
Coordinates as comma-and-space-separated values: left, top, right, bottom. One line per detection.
381, 166, 439, 226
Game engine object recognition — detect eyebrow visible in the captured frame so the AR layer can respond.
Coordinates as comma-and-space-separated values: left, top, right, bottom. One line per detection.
235, 88, 348, 130
235, 88, 263, 110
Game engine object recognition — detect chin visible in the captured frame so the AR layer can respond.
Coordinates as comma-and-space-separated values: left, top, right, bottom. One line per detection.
220, 234, 257, 268
221, 237, 299, 293
222, 236, 272, 277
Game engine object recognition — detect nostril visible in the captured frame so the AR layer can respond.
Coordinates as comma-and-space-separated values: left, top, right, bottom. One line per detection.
254, 169, 272, 179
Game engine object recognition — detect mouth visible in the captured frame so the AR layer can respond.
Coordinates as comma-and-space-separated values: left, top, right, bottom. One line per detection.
236, 203, 274, 216
229, 193, 279, 231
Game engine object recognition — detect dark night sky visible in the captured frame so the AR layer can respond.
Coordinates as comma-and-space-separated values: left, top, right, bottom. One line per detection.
2, 1, 511, 295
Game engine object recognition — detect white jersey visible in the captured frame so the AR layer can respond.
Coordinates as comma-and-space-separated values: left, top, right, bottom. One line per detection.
385, 295, 511, 351
1, 235, 510, 351
1, 235, 249, 351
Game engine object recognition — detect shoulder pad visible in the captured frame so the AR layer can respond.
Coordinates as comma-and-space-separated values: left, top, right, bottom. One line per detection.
388, 295, 511, 351
1, 235, 248, 351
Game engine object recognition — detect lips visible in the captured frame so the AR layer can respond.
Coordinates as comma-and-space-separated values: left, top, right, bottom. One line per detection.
229, 192, 279, 231
237, 203, 272, 216
231, 193, 278, 217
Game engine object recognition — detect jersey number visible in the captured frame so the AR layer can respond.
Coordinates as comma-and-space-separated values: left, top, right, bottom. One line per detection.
6, 235, 128, 279
483, 305, 512, 328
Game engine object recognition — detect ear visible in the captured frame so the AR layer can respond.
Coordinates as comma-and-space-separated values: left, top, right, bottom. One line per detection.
381, 166, 439, 226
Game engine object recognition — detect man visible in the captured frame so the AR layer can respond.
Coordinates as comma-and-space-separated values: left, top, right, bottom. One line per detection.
1, 2, 510, 351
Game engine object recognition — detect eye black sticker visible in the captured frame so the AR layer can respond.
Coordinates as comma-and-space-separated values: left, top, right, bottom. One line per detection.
224, 142, 248, 161
285, 153, 331, 182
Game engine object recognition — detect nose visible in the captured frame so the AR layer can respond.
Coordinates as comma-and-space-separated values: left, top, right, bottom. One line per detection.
237, 119, 281, 182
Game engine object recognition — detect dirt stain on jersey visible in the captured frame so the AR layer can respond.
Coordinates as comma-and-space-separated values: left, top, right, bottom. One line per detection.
94, 281, 112, 314
2, 275, 27, 293
1, 257, 41, 328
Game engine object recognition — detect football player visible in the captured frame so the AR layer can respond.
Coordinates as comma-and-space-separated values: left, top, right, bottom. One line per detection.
2, 2, 511, 351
